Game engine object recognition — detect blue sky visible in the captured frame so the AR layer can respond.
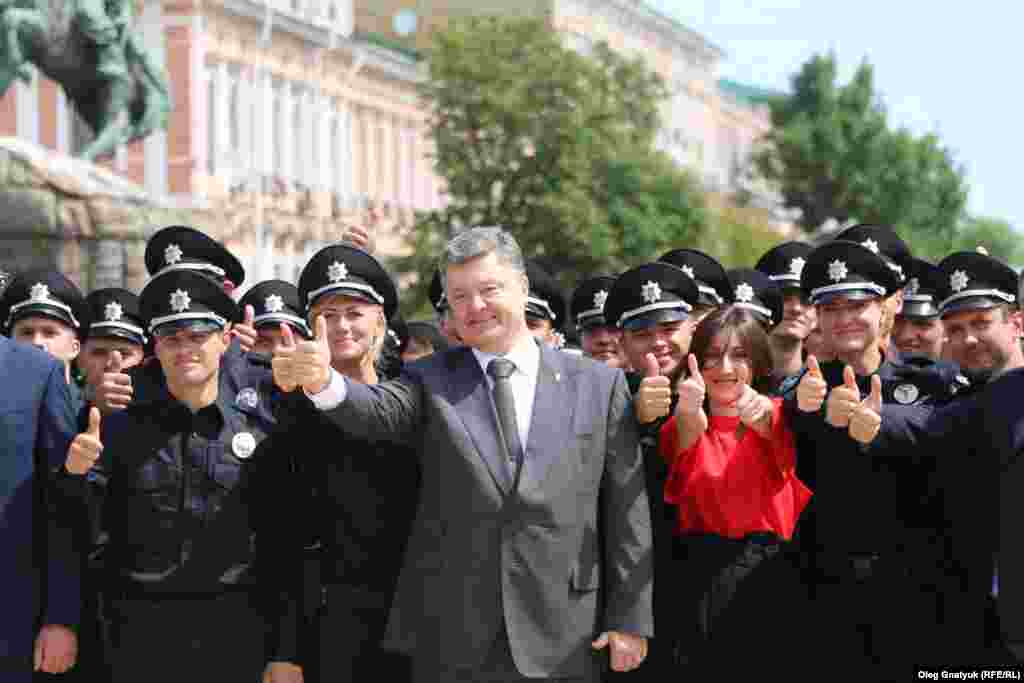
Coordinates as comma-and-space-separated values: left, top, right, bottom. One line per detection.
649, 0, 1022, 232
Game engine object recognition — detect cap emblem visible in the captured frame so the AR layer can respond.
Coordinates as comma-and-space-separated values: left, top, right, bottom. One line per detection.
170, 289, 191, 313
104, 301, 124, 322
327, 261, 348, 283
680, 265, 695, 280
641, 281, 662, 304
29, 283, 50, 301
593, 289, 608, 310
735, 282, 755, 303
950, 270, 969, 293
828, 260, 848, 283
905, 278, 920, 297
862, 239, 880, 254
789, 257, 806, 276
264, 294, 285, 313
164, 243, 183, 266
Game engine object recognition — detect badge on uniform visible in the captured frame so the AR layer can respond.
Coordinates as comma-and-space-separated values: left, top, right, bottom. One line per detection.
236, 387, 259, 410
232, 432, 257, 459
893, 383, 919, 405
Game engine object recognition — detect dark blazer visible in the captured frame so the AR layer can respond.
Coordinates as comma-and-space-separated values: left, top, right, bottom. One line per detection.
322, 342, 653, 678
0, 337, 78, 661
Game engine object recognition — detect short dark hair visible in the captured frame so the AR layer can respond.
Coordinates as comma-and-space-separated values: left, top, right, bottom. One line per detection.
689, 305, 774, 393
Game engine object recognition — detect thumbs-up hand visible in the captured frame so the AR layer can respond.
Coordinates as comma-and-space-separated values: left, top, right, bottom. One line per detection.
65, 407, 103, 475
676, 354, 706, 419
634, 353, 672, 424
95, 350, 132, 414
797, 355, 828, 413
849, 374, 883, 444
737, 384, 773, 437
292, 315, 332, 394
826, 365, 861, 428
271, 323, 299, 392
232, 305, 258, 353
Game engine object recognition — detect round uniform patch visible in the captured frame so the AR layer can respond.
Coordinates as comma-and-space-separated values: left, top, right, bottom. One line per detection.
232, 432, 257, 459
236, 387, 259, 409
893, 383, 919, 405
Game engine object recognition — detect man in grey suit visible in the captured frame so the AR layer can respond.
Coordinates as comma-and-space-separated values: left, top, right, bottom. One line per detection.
273, 228, 653, 682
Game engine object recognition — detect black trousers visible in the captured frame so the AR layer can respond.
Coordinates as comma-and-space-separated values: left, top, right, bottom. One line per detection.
673, 533, 811, 680
807, 554, 946, 682
312, 584, 411, 683
108, 591, 265, 683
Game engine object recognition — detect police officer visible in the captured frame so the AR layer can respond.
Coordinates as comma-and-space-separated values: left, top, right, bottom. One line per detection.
569, 274, 625, 369
260, 245, 417, 683
401, 320, 450, 363
755, 241, 816, 384
603, 262, 699, 681
524, 260, 567, 349
238, 280, 312, 356
79, 288, 147, 406
657, 248, 732, 322
62, 269, 278, 683
788, 240, 962, 679
891, 259, 945, 362
0, 270, 88, 408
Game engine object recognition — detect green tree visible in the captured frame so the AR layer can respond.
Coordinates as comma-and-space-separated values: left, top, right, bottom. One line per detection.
392, 15, 707, 312
756, 53, 969, 247
949, 217, 1024, 266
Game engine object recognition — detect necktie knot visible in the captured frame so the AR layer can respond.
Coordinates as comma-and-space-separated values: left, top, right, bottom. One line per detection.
487, 357, 516, 381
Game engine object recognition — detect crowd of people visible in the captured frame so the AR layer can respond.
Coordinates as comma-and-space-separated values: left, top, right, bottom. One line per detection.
2, 220, 1021, 682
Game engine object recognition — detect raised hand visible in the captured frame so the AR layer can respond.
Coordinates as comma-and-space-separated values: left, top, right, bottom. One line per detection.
736, 384, 773, 436
634, 353, 671, 424
849, 374, 883, 444
826, 365, 861, 428
65, 407, 103, 475
676, 354, 706, 419
271, 323, 299, 392
232, 304, 258, 353
341, 223, 375, 254
797, 355, 828, 413
292, 315, 332, 394
95, 349, 132, 413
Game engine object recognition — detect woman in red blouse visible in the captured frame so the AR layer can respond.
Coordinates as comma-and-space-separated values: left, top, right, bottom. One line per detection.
660, 305, 812, 677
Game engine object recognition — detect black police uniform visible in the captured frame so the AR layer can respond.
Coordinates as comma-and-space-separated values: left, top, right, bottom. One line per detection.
755, 241, 814, 393
86, 271, 277, 683
570, 276, 616, 334
782, 240, 960, 679
604, 263, 698, 682
428, 269, 448, 316
258, 245, 416, 683
880, 250, 1022, 664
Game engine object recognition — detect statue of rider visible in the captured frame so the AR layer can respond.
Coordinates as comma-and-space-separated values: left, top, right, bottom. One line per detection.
76, 0, 130, 80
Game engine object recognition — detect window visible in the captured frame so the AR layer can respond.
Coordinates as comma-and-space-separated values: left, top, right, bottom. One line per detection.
206, 66, 216, 174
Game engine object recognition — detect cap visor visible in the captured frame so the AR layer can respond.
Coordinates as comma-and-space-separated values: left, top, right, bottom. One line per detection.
10, 308, 78, 332
940, 297, 1007, 318
152, 319, 224, 337
812, 290, 880, 306
897, 303, 939, 319
88, 327, 146, 345
622, 309, 688, 331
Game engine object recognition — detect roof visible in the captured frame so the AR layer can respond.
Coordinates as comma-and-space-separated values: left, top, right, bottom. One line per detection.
352, 31, 423, 61
717, 78, 787, 107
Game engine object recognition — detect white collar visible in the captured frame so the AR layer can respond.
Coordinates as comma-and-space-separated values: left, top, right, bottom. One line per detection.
471, 335, 541, 380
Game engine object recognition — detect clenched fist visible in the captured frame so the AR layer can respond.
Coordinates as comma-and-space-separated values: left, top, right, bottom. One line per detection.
66, 407, 103, 475
634, 353, 671, 424
826, 366, 861, 428
849, 374, 883, 444
797, 355, 827, 413
736, 384, 773, 437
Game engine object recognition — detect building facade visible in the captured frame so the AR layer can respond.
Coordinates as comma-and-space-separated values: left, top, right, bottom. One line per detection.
0, 0, 446, 292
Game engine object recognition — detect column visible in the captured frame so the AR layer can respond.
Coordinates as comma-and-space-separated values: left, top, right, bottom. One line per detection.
255, 71, 273, 178
348, 104, 362, 204
363, 108, 377, 203
215, 61, 231, 176
339, 101, 353, 208
142, 0, 168, 196
280, 83, 294, 185
15, 69, 39, 144
317, 95, 332, 191
238, 67, 253, 180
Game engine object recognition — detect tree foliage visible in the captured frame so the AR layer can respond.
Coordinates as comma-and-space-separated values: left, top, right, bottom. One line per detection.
393, 15, 707, 311
756, 53, 969, 249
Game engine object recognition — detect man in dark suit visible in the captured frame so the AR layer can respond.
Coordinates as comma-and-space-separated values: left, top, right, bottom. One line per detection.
273, 227, 653, 682
0, 335, 80, 680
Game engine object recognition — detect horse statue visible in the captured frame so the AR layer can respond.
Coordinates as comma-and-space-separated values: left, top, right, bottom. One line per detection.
0, 0, 172, 161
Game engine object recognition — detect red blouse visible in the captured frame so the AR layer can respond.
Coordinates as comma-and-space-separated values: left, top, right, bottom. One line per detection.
661, 398, 811, 540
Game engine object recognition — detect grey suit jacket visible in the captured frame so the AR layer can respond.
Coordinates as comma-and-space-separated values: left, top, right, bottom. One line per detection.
324, 341, 653, 677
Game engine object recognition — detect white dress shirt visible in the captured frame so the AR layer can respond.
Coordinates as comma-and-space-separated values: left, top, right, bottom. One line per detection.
308, 335, 542, 453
